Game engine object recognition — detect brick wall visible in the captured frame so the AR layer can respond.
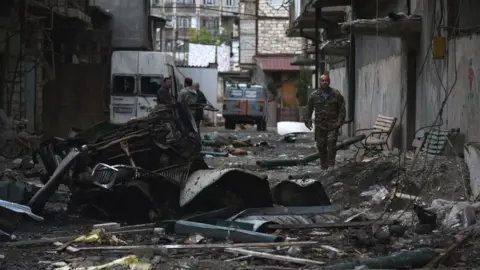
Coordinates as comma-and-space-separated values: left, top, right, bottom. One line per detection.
257, 0, 302, 55
257, 19, 302, 54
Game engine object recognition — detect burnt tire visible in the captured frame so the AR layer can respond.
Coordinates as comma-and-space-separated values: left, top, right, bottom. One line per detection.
0, 139, 22, 159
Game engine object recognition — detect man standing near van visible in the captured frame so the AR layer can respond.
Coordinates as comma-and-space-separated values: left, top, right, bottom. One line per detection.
303, 74, 346, 170
157, 77, 174, 105
178, 77, 197, 107
193, 82, 207, 130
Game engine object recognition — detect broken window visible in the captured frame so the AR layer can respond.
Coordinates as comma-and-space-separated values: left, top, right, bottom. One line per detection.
112, 76, 135, 94
140, 76, 163, 95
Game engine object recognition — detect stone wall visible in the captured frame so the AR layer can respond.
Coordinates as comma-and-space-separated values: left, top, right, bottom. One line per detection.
258, 0, 288, 17
257, 20, 302, 54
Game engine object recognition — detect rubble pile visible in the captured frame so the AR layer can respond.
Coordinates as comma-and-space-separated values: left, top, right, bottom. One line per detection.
0, 121, 480, 269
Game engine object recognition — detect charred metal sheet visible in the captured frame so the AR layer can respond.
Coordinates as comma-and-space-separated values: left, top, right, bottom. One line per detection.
234, 215, 316, 231
216, 219, 278, 233
229, 204, 342, 220
155, 163, 191, 186
0, 199, 43, 234
180, 169, 273, 208
29, 147, 85, 213
174, 220, 282, 243
271, 179, 331, 206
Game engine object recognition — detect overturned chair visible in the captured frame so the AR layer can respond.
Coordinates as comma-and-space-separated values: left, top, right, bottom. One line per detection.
410, 127, 460, 171
353, 115, 397, 160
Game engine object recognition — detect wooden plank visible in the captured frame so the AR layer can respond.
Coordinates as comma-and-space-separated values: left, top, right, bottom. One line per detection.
377, 115, 396, 121
373, 125, 391, 131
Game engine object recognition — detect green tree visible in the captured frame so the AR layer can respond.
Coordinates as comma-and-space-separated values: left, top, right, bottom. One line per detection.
295, 67, 313, 106
188, 26, 232, 46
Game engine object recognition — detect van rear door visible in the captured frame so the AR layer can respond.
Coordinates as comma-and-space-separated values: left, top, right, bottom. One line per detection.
223, 88, 245, 116
244, 88, 266, 117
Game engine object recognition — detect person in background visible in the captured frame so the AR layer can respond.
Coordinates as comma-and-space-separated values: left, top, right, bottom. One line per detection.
156, 77, 174, 104
178, 77, 197, 107
193, 82, 207, 130
303, 73, 346, 170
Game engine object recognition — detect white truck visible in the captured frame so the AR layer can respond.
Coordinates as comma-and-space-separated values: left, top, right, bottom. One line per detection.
109, 51, 185, 124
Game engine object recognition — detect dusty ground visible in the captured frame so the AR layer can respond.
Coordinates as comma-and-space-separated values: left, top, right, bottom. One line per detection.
0, 126, 477, 269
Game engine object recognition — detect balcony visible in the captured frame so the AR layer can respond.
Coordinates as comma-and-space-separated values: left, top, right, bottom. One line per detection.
286, 0, 349, 39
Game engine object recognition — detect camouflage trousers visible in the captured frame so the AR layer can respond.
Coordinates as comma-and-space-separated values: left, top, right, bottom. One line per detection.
315, 128, 338, 169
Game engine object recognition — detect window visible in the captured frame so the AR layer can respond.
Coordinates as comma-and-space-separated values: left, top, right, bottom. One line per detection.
176, 0, 195, 3
140, 76, 163, 95
225, 0, 236, 7
176, 17, 191, 28
203, 0, 216, 5
112, 76, 135, 94
228, 89, 243, 97
201, 18, 219, 29
246, 88, 265, 98
176, 40, 189, 53
244, 90, 257, 98
165, 40, 173, 51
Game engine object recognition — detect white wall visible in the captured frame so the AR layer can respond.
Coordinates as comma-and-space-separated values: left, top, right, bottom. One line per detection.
178, 67, 218, 125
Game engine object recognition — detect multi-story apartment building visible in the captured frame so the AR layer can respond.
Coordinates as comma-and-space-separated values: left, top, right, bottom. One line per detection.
151, 0, 239, 64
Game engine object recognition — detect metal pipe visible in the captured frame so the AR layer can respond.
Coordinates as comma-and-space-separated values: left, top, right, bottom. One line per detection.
314, 5, 320, 88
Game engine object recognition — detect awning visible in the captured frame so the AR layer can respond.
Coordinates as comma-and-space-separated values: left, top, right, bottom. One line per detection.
256, 56, 300, 71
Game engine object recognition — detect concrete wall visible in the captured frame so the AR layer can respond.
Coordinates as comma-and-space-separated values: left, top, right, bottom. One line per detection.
354, 35, 406, 147
415, 0, 480, 151
328, 66, 349, 135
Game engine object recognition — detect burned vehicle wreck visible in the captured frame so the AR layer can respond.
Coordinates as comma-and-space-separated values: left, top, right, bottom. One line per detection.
28, 104, 273, 223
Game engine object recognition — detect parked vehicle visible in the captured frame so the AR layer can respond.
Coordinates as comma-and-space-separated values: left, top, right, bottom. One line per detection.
222, 83, 267, 131
109, 51, 185, 124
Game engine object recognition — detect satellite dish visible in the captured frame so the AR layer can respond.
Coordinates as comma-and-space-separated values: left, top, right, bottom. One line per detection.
269, 0, 284, 10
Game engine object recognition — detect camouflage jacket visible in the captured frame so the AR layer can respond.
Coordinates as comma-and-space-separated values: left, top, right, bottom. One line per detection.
178, 86, 198, 105
302, 87, 346, 130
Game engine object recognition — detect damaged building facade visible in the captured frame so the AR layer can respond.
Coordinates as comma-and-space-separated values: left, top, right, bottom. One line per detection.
239, 0, 304, 124
0, 0, 98, 133
0, 0, 164, 137
288, 0, 480, 152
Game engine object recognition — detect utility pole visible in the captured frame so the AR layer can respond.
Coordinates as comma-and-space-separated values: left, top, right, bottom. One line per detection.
173, 29, 178, 63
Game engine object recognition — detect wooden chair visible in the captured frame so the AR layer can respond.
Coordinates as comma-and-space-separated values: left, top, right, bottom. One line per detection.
353, 115, 397, 160
410, 127, 460, 170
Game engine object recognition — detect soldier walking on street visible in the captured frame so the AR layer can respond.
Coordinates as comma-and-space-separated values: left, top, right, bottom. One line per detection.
303, 74, 346, 170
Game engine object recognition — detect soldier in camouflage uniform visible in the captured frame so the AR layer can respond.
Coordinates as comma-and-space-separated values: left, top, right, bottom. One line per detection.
303, 74, 346, 169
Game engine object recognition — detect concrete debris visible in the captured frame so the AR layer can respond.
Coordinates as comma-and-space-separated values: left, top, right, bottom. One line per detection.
0, 124, 478, 269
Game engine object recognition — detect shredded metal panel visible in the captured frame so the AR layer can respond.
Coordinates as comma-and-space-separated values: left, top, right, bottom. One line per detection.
156, 163, 191, 186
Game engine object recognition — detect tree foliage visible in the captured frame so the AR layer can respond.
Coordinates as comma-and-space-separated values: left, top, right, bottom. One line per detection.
188, 26, 232, 46
295, 67, 313, 106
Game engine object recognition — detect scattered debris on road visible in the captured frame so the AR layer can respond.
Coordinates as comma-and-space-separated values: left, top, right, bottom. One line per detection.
0, 123, 478, 269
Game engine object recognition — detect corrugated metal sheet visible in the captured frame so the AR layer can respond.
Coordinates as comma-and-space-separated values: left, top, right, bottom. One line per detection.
257, 57, 300, 71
